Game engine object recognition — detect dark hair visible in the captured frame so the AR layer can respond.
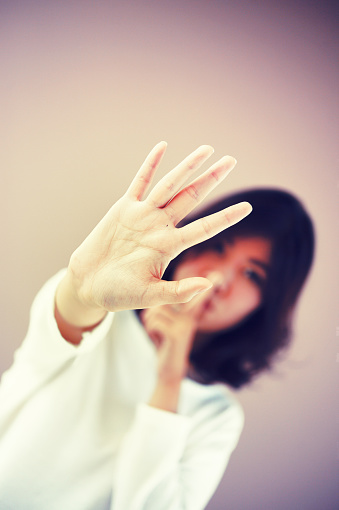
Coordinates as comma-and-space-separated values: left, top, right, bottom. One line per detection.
160, 188, 315, 389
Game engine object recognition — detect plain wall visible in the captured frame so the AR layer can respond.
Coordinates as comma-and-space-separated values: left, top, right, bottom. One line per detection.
1, 1, 338, 509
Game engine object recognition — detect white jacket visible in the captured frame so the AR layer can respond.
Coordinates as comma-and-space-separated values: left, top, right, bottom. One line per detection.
0, 269, 244, 510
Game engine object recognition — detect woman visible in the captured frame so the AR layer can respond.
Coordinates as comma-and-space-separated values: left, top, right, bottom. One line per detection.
147, 185, 315, 390
0, 142, 314, 510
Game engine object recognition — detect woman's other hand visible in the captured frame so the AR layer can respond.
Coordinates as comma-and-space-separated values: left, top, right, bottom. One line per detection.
140, 272, 223, 384
141, 274, 222, 412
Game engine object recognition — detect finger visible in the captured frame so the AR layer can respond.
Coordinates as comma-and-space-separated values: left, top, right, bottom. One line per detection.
143, 277, 213, 308
179, 202, 252, 250
164, 156, 236, 226
148, 329, 164, 349
182, 277, 217, 311
178, 287, 212, 319
142, 307, 173, 326
165, 272, 222, 313
181, 271, 224, 317
126, 141, 167, 200
146, 145, 214, 208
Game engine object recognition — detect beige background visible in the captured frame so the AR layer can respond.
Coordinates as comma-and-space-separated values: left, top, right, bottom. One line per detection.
1, 1, 338, 509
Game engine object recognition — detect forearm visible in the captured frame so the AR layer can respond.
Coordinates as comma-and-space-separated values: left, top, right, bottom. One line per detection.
148, 378, 182, 413
54, 270, 107, 344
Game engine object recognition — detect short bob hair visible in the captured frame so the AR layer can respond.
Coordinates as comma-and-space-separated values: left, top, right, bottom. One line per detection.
160, 188, 315, 389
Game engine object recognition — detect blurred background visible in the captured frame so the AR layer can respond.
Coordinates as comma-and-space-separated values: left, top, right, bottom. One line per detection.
1, 0, 338, 508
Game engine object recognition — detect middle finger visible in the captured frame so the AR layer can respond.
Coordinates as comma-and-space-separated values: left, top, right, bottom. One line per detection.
146, 145, 214, 208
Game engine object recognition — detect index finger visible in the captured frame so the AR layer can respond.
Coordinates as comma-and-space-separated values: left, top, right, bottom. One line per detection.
179, 202, 252, 251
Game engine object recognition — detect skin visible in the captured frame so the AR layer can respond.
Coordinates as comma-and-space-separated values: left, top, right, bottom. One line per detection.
141, 237, 271, 394
55, 142, 253, 412
173, 237, 271, 333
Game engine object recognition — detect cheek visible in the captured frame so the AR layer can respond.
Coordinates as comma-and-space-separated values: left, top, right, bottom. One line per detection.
173, 260, 204, 280
198, 287, 262, 333
235, 282, 262, 314
217, 284, 262, 326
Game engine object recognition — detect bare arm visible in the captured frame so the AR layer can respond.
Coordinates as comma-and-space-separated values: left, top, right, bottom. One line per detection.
54, 270, 107, 344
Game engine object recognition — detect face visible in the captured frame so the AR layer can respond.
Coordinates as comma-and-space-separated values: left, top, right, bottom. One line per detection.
173, 237, 272, 333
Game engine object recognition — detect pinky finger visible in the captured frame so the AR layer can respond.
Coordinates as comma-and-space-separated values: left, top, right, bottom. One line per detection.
179, 202, 252, 250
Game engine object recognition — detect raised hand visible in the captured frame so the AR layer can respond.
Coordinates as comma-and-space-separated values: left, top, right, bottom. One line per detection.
140, 272, 223, 384
59, 142, 252, 323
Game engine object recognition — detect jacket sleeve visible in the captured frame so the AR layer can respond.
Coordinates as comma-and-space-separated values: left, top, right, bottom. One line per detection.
0, 269, 114, 438
111, 393, 244, 510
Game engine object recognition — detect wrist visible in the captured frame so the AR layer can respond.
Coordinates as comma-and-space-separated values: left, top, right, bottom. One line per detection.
148, 378, 182, 413
55, 270, 107, 329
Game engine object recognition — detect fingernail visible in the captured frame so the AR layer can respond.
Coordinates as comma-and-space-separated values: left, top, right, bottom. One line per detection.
193, 285, 212, 296
224, 155, 237, 168
239, 201, 253, 215
200, 145, 214, 153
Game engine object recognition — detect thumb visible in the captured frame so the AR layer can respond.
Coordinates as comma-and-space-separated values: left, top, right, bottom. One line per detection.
151, 277, 213, 307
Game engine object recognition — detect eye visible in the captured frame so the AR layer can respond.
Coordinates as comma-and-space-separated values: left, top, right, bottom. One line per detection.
243, 268, 265, 287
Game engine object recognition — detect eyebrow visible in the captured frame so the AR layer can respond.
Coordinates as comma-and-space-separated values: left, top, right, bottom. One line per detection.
249, 259, 270, 273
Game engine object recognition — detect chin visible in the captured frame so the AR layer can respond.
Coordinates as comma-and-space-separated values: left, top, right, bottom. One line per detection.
197, 315, 245, 334
198, 320, 233, 333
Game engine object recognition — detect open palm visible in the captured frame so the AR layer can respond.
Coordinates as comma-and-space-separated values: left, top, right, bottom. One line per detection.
68, 142, 252, 312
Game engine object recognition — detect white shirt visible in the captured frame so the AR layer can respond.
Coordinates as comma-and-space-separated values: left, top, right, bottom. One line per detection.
0, 269, 244, 510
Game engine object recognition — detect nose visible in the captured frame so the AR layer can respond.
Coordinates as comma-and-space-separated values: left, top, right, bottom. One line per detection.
205, 269, 234, 293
